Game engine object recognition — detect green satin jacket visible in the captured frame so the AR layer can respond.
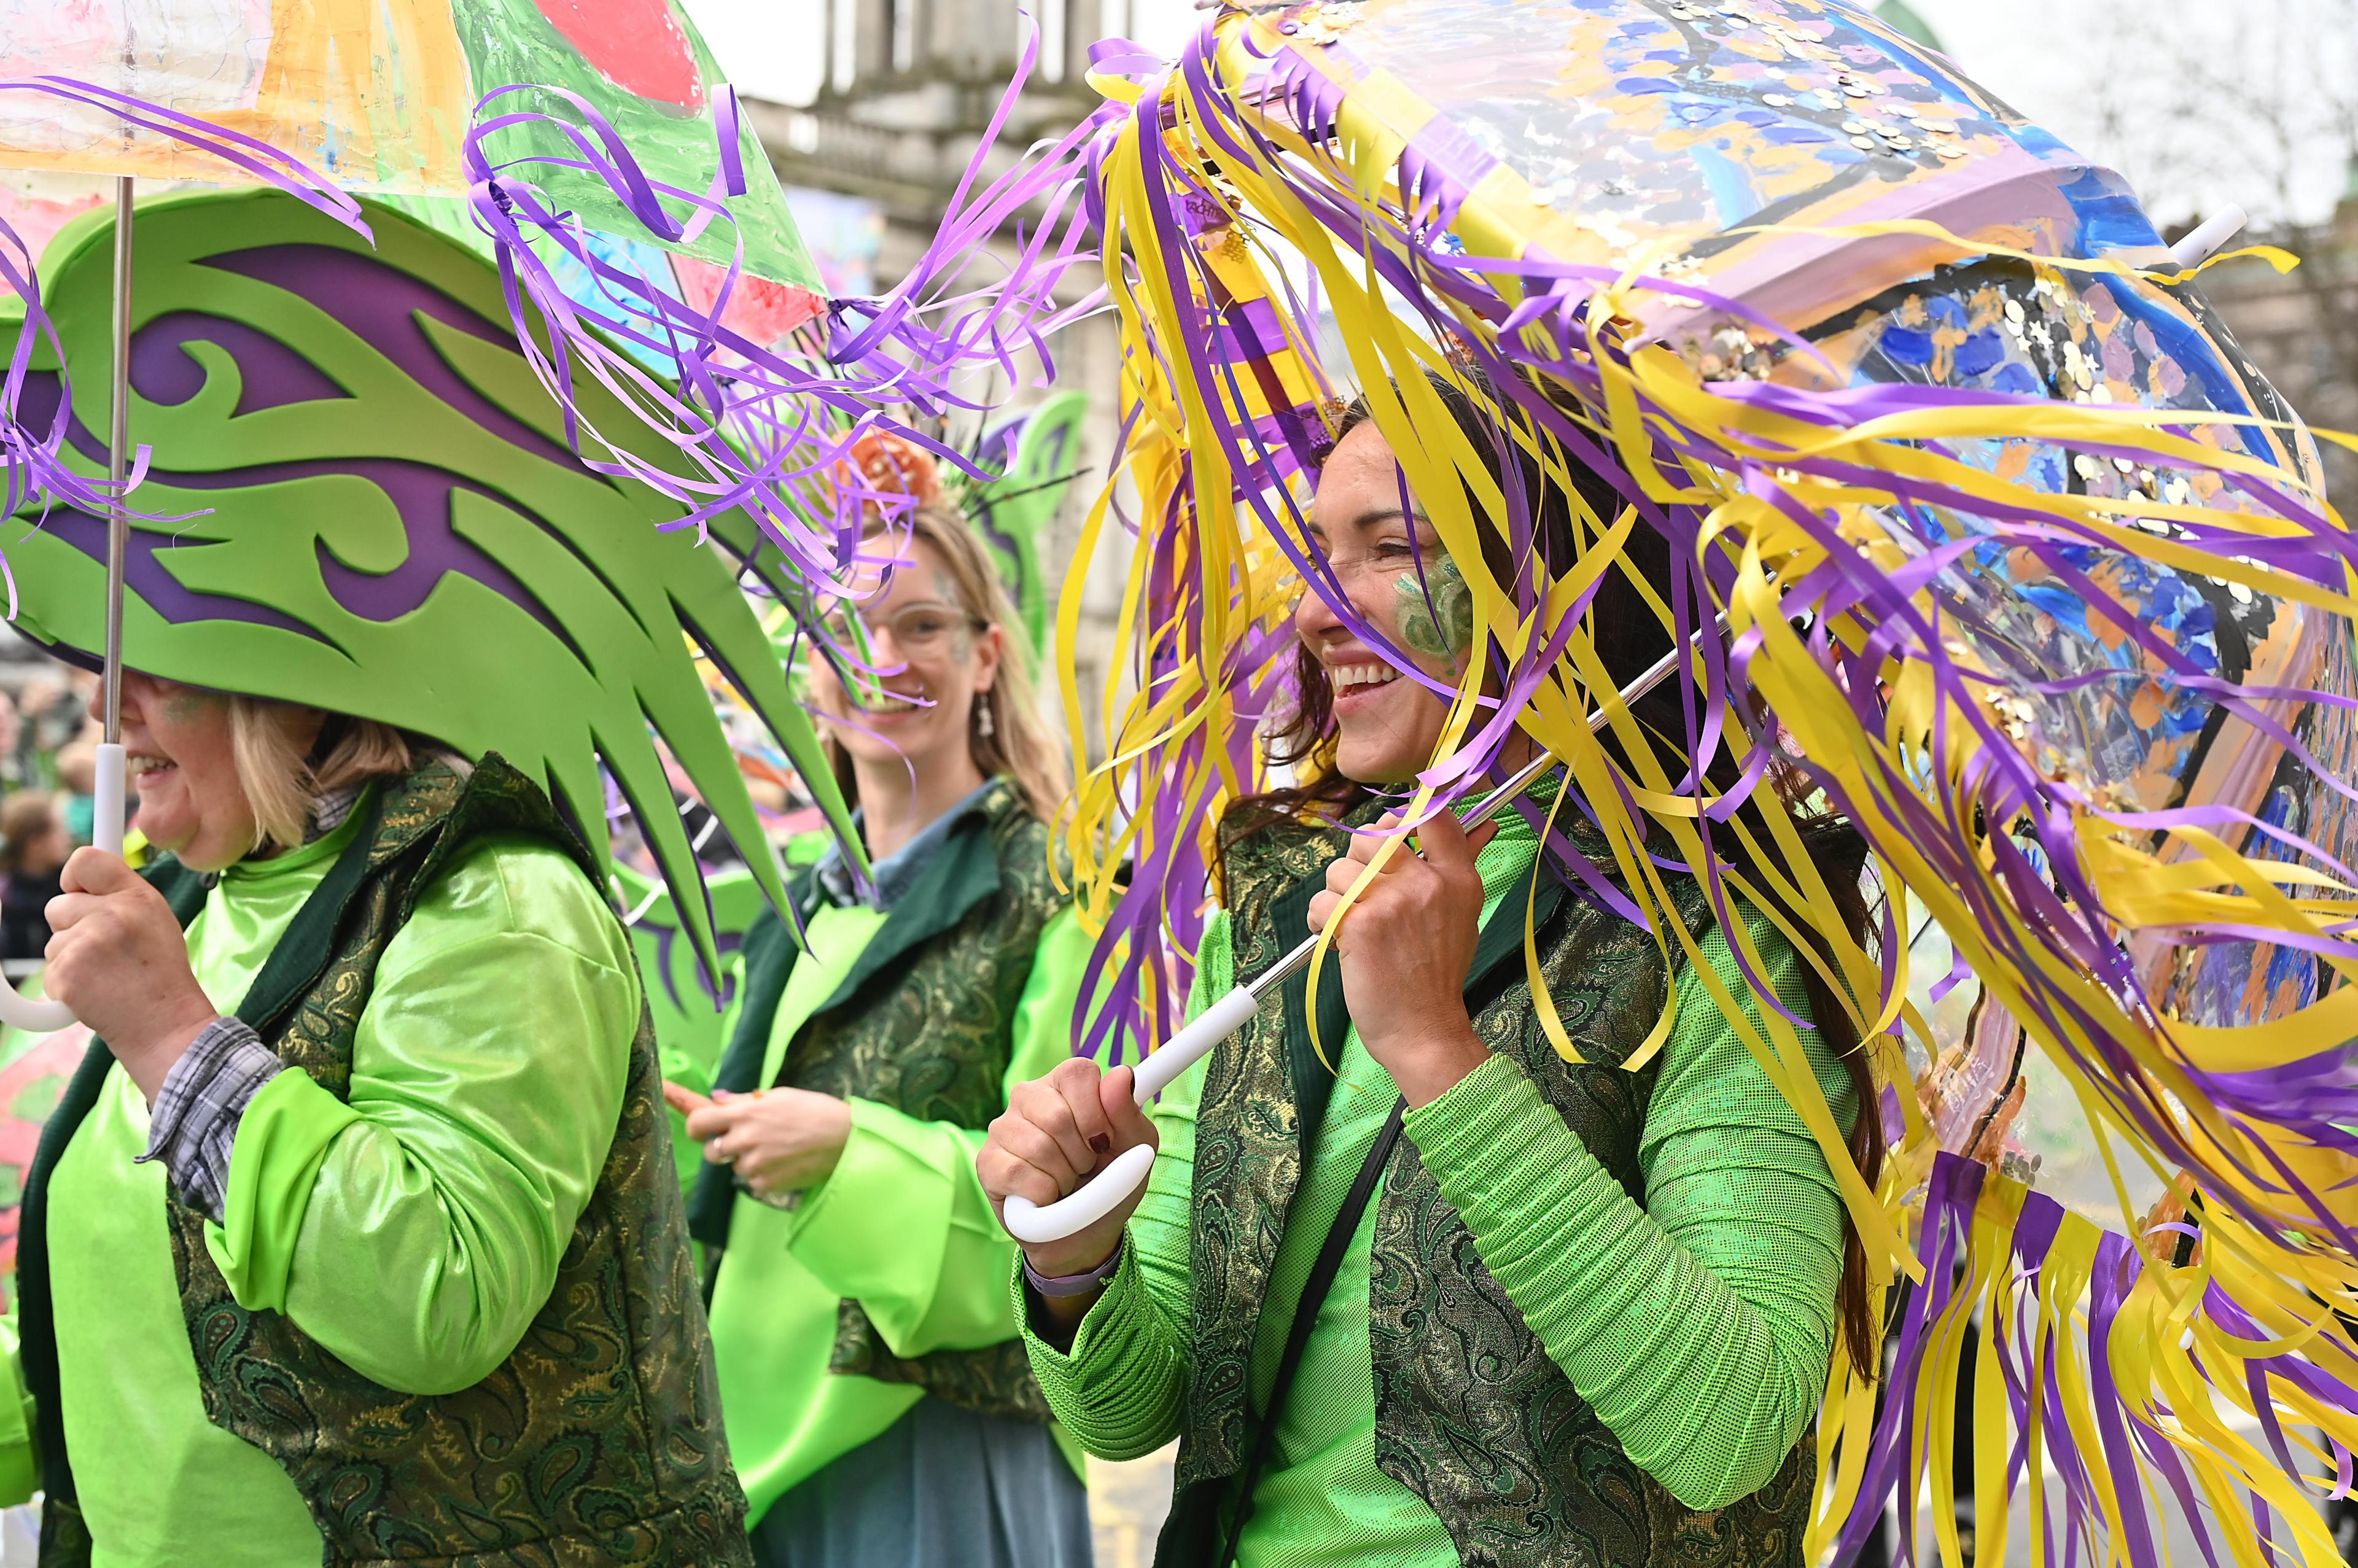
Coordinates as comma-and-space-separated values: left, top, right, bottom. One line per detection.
688, 777, 1092, 1525
5, 755, 747, 1568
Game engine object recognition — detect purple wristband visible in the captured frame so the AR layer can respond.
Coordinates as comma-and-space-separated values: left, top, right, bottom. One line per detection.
1023, 1238, 1124, 1299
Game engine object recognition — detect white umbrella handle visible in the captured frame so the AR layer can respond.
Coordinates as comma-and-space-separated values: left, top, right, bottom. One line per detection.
1000, 985, 1259, 1245
93, 742, 125, 856
0, 743, 126, 1034
2169, 206, 2247, 271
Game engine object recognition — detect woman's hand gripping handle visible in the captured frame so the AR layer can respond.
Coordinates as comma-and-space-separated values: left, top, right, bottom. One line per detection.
987, 986, 1256, 1260
990, 985, 1264, 1254
0, 742, 126, 1034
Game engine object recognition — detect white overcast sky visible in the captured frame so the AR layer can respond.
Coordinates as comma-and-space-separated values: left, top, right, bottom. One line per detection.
679, 0, 2357, 225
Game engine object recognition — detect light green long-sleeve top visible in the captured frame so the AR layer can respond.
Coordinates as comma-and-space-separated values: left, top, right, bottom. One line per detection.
1022, 811, 1859, 1565
0, 809, 640, 1568
707, 901, 1093, 1526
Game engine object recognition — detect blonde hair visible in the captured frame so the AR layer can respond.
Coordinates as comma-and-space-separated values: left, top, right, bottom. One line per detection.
822, 505, 1069, 823
226, 697, 414, 855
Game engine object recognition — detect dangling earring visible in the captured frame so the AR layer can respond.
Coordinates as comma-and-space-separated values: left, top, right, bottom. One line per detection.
974, 695, 995, 740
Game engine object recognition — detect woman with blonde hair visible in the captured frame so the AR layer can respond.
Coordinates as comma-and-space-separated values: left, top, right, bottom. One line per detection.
0, 187, 829, 1566
667, 497, 1096, 1567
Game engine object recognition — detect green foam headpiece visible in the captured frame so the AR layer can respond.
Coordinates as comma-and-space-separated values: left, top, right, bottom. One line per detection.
3, 187, 855, 980
970, 390, 1088, 660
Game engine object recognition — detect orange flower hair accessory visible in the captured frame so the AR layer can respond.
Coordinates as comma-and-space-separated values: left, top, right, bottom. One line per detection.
833, 430, 944, 521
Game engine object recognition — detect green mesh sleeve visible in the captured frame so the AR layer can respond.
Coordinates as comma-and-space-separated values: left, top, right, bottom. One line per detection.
1402, 913, 1854, 1510
1013, 912, 1227, 1459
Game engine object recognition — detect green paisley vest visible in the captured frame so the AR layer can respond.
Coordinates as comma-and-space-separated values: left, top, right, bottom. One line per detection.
1159, 801, 1815, 1568
16, 755, 751, 1568
689, 777, 1064, 1422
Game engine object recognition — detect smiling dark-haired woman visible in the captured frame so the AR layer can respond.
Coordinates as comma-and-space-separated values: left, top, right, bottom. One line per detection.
979, 373, 1885, 1567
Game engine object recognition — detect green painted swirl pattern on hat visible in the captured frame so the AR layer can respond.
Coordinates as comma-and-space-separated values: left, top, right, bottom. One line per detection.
1, 187, 855, 979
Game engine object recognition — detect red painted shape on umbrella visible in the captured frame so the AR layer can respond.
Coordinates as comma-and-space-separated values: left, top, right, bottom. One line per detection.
672, 257, 827, 354
532, 0, 703, 107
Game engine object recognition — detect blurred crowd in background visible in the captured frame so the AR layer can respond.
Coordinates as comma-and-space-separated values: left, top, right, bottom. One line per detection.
0, 667, 109, 975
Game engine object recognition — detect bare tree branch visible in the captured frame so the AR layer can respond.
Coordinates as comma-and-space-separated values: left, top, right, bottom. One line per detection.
2061, 0, 2358, 490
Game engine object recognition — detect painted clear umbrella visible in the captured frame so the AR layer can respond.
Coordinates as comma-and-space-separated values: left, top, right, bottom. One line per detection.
0, 0, 842, 1031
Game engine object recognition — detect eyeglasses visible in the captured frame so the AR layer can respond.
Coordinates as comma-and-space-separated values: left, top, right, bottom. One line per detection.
819, 601, 987, 658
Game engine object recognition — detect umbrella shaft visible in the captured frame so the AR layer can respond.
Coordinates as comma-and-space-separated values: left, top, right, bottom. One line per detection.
103, 176, 133, 747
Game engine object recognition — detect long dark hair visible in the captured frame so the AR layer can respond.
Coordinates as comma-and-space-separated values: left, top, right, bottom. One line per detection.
1221, 367, 1888, 1380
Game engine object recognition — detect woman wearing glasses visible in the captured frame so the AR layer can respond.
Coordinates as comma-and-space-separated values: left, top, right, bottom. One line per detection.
664, 501, 1094, 1568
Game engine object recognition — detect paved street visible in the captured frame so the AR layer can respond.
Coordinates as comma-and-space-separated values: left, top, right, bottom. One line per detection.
1089, 1446, 1178, 1568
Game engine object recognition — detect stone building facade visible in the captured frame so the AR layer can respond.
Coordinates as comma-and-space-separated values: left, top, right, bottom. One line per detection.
740, 0, 1138, 761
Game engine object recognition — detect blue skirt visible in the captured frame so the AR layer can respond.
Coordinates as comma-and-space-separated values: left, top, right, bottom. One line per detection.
751, 1396, 1094, 1568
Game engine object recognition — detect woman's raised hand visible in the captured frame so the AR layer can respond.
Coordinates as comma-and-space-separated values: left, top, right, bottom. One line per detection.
1305, 809, 1498, 1109
979, 1057, 1156, 1281
44, 846, 220, 1101
664, 1081, 853, 1201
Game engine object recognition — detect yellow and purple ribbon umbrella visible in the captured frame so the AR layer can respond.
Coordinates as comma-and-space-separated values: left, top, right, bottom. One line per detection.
1051, 0, 2358, 1561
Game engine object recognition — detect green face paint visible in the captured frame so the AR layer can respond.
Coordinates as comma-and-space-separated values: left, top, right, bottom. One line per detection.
161, 689, 221, 728
932, 569, 979, 663
1395, 555, 1474, 660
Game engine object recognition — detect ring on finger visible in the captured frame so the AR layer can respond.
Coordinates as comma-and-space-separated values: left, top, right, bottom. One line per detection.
733, 1168, 801, 1211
